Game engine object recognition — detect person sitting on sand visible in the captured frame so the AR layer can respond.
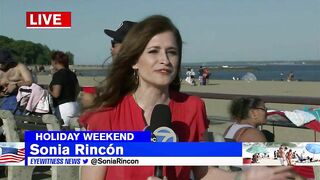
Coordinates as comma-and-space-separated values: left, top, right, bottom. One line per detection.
185, 68, 196, 86
252, 154, 259, 163
224, 97, 269, 142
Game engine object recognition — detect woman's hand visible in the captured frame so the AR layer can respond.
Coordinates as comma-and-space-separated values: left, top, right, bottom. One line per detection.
245, 166, 294, 180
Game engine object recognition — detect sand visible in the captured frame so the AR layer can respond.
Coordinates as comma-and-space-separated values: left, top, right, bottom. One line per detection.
36, 75, 320, 141
245, 158, 320, 166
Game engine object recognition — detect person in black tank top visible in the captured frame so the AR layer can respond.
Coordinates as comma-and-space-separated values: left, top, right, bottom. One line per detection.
49, 51, 80, 125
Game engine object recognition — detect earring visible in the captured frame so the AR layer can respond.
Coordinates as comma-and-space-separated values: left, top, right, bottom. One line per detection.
133, 69, 139, 85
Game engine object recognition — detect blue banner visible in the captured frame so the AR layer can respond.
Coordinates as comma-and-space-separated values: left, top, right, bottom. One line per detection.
25, 142, 242, 157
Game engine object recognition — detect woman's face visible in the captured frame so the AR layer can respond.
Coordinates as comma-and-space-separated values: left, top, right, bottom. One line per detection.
133, 31, 179, 88
110, 41, 122, 60
51, 60, 58, 71
252, 103, 267, 124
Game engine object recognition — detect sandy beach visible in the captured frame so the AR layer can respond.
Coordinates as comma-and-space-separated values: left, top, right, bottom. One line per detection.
245, 158, 320, 166
37, 75, 320, 142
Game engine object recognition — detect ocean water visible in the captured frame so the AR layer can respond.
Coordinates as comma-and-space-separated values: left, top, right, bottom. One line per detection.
202, 64, 319, 81
77, 63, 320, 82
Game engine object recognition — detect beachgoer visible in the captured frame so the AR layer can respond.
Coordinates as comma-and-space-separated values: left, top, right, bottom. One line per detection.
39, 65, 45, 72
280, 72, 284, 81
49, 51, 80, 126
274, 151, 278, 159
0, 48, 33, 112
80, 20, 138, 110
292, 151, 296, 159
80, 15, 293, 180
185, 68, 192, 84
300, 151, 305, 160
198, 66, 204, 85
190, 68, 196, 85
286, 149, 293, 166
224, 97, 268, 142
252, 154, 259, 163
104, 20, 137, 61
203, 67, 210, 85
185, 68, 196, 85
279, 145, 286, 166
287, 71, 294, 82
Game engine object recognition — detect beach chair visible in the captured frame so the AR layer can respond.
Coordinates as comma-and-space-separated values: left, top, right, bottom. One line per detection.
0, 110, 79, 180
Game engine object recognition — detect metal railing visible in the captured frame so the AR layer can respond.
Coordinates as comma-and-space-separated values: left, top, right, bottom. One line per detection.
184, 92, 320, 105
184, 91, 319, 141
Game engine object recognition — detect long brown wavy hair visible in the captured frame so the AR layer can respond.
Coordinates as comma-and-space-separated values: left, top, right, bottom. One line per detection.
94, 15, 183, 108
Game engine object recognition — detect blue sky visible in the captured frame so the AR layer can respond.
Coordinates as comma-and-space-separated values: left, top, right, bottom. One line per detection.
0, 0, 319, 65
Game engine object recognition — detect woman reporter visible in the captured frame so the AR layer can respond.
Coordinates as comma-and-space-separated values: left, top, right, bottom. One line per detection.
80, 15, 293, 180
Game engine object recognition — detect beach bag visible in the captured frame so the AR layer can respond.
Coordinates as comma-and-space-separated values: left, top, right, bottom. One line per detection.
15, 84, 53, 115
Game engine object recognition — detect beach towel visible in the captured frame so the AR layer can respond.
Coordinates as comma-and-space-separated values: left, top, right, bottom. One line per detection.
304, 107, 320, 122
267, 110, 320, 132
16, 83, 51, 114
283, 110, 316, 126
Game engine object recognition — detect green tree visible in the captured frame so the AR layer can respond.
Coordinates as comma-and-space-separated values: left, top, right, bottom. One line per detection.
0, 35, 74, 65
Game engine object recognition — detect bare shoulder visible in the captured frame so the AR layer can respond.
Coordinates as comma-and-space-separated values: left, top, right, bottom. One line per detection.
239, 128, 267, 142
17, 63, 29, 71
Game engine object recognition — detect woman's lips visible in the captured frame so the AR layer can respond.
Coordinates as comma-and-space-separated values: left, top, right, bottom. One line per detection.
155, 69, 172, 74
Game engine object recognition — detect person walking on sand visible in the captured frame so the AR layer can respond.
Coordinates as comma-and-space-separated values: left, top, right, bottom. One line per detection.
286, 149, 293, 166
279, 145, 287, 166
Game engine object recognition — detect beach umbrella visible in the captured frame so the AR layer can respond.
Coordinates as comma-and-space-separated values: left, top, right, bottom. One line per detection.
246, 144, 268, 154
305, 144, 320, 154
266, 142, 297, 148
241, 72, 257, 81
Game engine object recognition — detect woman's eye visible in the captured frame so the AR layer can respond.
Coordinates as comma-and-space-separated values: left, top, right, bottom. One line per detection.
167, 50, 177, 55
148, 50, 158, 54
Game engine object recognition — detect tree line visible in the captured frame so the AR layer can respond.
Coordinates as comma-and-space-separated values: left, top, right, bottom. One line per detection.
0, 35, 74, 65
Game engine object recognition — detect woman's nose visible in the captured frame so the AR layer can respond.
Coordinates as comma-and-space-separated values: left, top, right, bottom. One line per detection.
159, 52, 170, 64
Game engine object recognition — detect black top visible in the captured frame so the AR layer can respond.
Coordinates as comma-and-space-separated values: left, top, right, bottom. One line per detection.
50, 68, 79, 107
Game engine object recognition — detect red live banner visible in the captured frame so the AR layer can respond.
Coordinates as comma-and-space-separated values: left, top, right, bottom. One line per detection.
26, 12, 71, 29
